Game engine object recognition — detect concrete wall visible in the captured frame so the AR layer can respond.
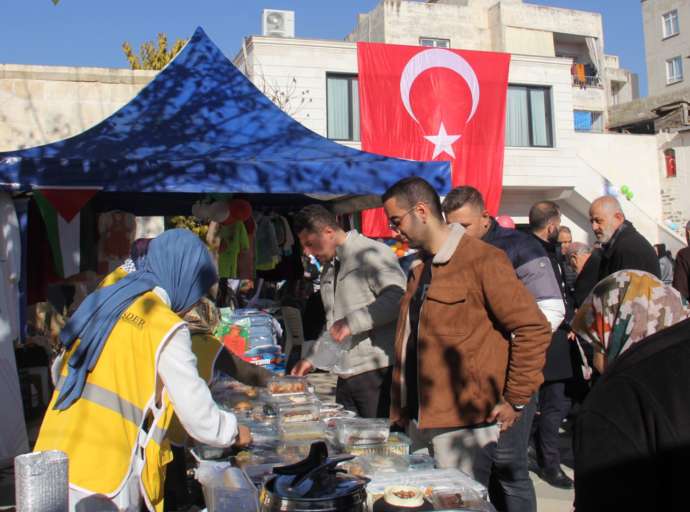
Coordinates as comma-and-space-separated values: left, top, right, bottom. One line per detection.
0, 64, 155, 151
503, 27, 554, 57
573, 132, 662, 219
642, 0, 690, 97
657, 130, 690, 231
235, 37, 358, 138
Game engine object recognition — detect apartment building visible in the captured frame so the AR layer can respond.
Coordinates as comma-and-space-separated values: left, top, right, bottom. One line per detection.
234, 0, 682, 249
0, 1, 682, 249
609, 0, 690, 237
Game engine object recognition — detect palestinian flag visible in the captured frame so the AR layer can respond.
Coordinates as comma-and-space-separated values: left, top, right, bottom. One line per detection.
33, 188, 99, 278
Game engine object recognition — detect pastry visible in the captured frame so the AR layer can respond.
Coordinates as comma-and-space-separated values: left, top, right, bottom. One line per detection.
372, 486, 433, 511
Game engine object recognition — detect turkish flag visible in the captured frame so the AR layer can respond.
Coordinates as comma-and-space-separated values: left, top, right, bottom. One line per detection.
357, 42, 510, 215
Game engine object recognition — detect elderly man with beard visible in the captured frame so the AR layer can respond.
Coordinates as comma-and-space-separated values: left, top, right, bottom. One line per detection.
589, 195, 660, 281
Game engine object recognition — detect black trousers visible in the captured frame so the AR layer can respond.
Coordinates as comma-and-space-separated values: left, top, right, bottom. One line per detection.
534, 380, 572, 471
335, 366, 393, 418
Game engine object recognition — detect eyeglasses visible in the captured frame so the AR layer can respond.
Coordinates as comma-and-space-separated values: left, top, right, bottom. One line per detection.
388, 205, 418, 231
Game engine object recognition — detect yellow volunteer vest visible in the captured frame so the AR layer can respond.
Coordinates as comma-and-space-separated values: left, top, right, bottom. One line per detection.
35, 291, 183, 512
167, 333, 223, 446
98, 266, 130, 288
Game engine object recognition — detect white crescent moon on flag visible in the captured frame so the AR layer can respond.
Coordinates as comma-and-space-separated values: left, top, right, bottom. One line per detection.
400, 48, 480, 125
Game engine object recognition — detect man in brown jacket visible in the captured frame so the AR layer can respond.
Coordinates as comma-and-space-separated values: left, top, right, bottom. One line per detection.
382, 177, 552, 487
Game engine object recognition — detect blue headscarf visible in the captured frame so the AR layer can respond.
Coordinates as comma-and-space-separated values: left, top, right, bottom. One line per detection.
55, 229, 218, 410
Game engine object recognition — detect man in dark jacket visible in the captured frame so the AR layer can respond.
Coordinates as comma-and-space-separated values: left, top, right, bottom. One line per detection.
672, 220, 690, 300
589, 196, 660, 281
442, 187, 564, 511
528, 201, 575, 490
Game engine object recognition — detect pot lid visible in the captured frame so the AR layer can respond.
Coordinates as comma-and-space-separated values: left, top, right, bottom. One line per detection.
267, 441, 369, 501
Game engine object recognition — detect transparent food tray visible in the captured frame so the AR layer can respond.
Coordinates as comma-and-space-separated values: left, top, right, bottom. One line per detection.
279, 420, 326, 442
340, 431, 411, 457
335, 418, 390, 446
267, 375, 308, 396
276, 399, 320, 424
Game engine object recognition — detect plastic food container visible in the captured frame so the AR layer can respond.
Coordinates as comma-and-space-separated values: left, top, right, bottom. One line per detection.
431, 487, 495, 511
366, 468, 489, 504
196, 464, 258, 512
335, 418, 390, 446
406, 453, 436, 471
279, 420, 326, 442
321, 408, 357, 426
192, 444, 232, 461
340, 431, 411, 457
276, 399, 320, 423
267, 375, 307, 395
274, 439, 336, 464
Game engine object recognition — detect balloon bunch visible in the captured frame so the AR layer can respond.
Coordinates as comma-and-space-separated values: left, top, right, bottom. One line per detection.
605, 183, 634, 201
619, 185, 634, 201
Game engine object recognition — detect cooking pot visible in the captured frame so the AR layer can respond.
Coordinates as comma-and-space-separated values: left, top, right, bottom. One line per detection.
260, 441, 369, 511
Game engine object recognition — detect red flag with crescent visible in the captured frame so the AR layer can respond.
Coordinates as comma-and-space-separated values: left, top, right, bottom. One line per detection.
357, 42, 510, 218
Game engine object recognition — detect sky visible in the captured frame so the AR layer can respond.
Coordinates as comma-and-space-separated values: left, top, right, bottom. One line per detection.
0, 0, 649, 95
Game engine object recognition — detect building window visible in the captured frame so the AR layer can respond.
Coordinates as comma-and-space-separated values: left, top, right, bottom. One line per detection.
574, 110, 604, 133
666, 56, 683, 84
326, 74, 360, 141
419, 37, 450, 48
505, 85, 553, 147
662, 10, 680, 38
665, 148, 677, 177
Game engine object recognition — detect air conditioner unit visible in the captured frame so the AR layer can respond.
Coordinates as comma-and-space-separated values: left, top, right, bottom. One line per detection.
262, 9, 295, 38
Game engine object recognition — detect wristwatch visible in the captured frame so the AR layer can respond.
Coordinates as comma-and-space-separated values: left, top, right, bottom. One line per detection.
510, 402, 527, 412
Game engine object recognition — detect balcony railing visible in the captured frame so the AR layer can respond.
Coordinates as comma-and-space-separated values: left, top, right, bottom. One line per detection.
572, 75, 603, 89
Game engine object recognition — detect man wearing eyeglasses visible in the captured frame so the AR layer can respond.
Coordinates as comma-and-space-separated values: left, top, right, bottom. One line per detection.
381, 177, 551, 490
290, 204, 406, 418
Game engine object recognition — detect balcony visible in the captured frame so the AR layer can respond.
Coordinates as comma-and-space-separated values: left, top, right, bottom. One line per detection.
572, 74, 602, 89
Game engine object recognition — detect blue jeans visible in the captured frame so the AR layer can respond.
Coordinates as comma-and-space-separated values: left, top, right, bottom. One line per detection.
489, 395, 538, 512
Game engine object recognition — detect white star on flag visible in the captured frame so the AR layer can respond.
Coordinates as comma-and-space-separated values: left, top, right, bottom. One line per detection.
424, 122, 461, 159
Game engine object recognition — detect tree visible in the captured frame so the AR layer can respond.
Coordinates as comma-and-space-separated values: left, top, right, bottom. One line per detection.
122, 33, 188, 71
51, 0, 60, 4
260, 76, 313, 117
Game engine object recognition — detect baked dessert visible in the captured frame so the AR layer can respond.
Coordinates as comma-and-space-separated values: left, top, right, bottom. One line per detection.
372, 486, 434, 511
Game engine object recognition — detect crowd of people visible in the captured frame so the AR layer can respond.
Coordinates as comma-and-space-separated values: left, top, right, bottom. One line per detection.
32, 178, 690, 512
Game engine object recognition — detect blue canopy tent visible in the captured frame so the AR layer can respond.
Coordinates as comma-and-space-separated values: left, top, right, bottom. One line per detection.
0, 27, 450, 210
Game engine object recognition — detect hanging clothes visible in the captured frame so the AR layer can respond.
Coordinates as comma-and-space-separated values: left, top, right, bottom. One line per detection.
0, 192, 29, 464
237, 216, 256, 280
217, 221, 250, 279
255, 213, 281, 271
273, 215, 295, 256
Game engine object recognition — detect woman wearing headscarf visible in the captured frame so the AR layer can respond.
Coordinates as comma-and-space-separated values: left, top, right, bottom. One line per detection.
35, 229, 249, 512
571, 270, 690, 511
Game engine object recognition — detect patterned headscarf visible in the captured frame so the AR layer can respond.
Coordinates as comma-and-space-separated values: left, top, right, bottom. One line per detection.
572, 270, 689, 363
183, 297, 220, 335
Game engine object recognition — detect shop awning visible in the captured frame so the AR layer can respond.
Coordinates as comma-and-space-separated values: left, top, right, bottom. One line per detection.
0, 27, 450, 197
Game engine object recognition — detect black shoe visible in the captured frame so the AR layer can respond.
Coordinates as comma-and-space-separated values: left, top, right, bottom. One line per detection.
540, 467, 574, 490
